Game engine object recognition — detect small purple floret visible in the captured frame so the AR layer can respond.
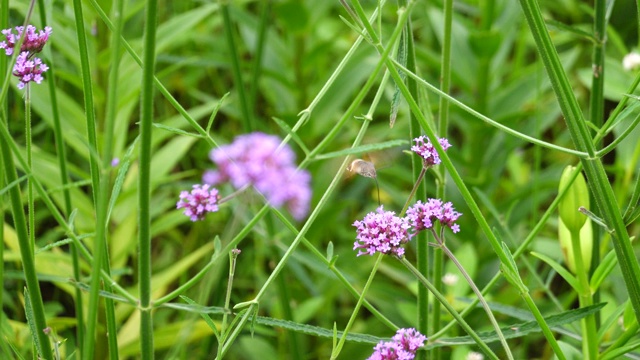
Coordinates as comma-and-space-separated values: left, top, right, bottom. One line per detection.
368, 328, 427, 360
12, 51, 48, 89
176, 184, 220, 221
0, 25, 52, 56
406, 199, 462, 234
353, 206, 412, 257
411, 136, 451, 167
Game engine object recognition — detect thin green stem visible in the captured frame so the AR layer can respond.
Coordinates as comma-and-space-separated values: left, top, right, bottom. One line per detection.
331, 254, 383, 359
399, 257, 499, 360
0, 0, 7, 355
248, 1, 269, 119
0, 120, 52, 359
25, 87, 34, 256
139, 0, 159, 357
519, 0, 640, 326
72, 0, 104, 355
520, 291, 568, 360
221, 1, 253, 131
35, 0, 84, 352
435, 237, 514, 360
400, 167, 426, 216
100, 0, 126, 358
570, 230, 598, 359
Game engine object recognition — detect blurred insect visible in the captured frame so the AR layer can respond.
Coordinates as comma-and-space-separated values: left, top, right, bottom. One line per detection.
347, 159, 380, 206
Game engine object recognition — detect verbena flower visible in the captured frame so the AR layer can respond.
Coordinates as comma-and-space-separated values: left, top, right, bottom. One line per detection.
176, 184, 219, 221
368, 328, 427, 360
411, 136, 451, 167
203, 132, 311, 220
406, 198, 462, 234
12, 51, 48, 89
353, 205, 412, 257
0, 25, 52, 56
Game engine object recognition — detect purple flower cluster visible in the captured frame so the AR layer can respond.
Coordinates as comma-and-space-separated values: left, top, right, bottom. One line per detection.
0, 25, 52, 55
411, 136, 451, 167
176, 184, 220, 222
354, 200, 462, 257
12, 52, 49, 89
203, 132, 311, 220
353, 206, 412, 257
1, 25, 51, 89
368, 328, 427, 360
406, 199, 462, 234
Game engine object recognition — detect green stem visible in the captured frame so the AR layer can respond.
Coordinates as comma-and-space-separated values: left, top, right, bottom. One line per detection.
0, 0, 7, 355
399, 257, 499, 360
520, 292, 568, 360
221, 1, 253, 131
331, 254, 383, 359
570, 230, 598, 359
400, 167, 426, 216
519, 0, 640, 326
25, 87, 34, 255
72, 0, 104, 355
35, 0, 84, 352
139, 0, 159, 357
436, 237, 514, 360
100, 0, 126, 358
0, 119, 52, 360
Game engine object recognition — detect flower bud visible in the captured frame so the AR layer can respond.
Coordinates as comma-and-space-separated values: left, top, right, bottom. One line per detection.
558, 166, 593, 273
558, 166, 589, 233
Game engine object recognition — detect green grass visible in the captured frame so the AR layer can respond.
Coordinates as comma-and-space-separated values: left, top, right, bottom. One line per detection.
2, 0, 640, 359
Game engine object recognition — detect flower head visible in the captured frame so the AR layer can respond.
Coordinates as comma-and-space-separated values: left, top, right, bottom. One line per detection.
203, 132, 311, 220
623, 52, 640, 71
411, 136, 451, 167
406, 198, 462, 234
177, 184, 219, 221
353, 205, 412, 257
0, 25, 52, 56
12, 51, 48, 89
368, 328, 427, 360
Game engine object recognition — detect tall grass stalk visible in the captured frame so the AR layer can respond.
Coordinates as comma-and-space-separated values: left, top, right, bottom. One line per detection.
35, 0, 85, 353
0, 106, 53, 360
139, 0, 159, 357
0, 0, 7, 355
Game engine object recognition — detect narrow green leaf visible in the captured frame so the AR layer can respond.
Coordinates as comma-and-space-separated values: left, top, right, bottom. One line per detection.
152, 123, 203, 138
0, 174, 28, 197
180, 296, 220, 338
590, 249, 617, 291
326, 241, 334, 261
23, 288, 43, 358
314, 140, 409, 160
272, 117, 310, 154
206, 92, 230, 134
424, 303, 606, 348
530, 251, 580, 291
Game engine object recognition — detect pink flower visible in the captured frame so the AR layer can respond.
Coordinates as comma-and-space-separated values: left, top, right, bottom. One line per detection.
176, 184, 220, 221
411, 136, 451, 167
368, 328, 427, 360
0, 25, 52, 56
203, 132, 311, 220
406, 199, 462, 234
12, 52, 48, 89
353, 206, 412, 257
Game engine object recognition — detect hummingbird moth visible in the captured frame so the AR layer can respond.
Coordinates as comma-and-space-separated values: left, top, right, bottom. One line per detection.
347, 158, 380, 205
